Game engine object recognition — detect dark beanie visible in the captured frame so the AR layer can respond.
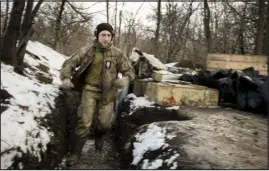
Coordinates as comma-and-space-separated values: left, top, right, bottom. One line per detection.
94, 23, 114, 38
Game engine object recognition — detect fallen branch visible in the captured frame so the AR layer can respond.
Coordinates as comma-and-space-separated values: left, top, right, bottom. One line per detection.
1, 147, 15, 155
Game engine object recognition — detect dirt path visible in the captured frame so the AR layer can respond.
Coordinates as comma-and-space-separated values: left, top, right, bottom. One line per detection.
61, 133, 121, 169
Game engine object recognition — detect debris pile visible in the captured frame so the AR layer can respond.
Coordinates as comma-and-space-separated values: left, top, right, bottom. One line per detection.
180, 67, 268, 115
129, 48, 268, 115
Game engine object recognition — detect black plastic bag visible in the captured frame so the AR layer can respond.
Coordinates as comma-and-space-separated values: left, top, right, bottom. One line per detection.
217, 77, 236, 103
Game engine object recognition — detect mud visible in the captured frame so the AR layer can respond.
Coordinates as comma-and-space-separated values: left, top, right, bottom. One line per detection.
61, 133, 121, 169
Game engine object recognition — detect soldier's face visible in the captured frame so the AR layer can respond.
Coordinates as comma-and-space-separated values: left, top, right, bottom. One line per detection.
98, 30, 112, 47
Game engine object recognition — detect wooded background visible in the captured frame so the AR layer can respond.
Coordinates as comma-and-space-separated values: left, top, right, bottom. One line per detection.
1, 0, 269, 73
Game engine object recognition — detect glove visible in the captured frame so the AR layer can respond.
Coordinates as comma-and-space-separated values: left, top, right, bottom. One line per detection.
61, 78, 74, 90
113, 77, 129, 89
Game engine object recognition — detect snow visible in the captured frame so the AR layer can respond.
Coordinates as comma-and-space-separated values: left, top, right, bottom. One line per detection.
155, 70, 175, 75
131, 123, 167, 167
24, 41, 67, 85
131, 122, 180, 169
165, 153, 180, 166
142, 159, 163, 169
129, 47, 168, 70
124, 94, 155, 116
1, 40, 67, 169
166, 106, 180, 110
165, 62, 178, 67
171, 162, 178, 169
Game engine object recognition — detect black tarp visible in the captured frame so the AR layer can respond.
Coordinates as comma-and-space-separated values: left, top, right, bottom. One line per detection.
180, 67, 268, 115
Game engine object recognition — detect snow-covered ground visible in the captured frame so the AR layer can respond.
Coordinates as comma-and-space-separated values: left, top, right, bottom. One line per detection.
1, 41, 67, 169
131, 123, 178, 169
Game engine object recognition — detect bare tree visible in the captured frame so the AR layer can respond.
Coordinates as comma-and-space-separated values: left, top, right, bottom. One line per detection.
161, 1, 196, 63
53, 0, 66, 50
122, 2, 144, 56
153, 0, 162, 57
1, 0, 9, 36
114, 0, 118, 45
32, 2, 93, 55
1, 0, 26, 66
254, 0, 265, 55
203, 0, 212, 53
117, 10, 122, 48
265, 0, 269, 57
238, 3, 247, 54
106, 0, 109, 23
16, 0, 44, 73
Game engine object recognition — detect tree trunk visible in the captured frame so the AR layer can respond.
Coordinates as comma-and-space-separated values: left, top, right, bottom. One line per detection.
223, 3, 228, 53
20, 0, 34, 41
114, 0, 118, 46
238, 3, 247, 55
16, 0, 44, 74
254, 0, 265, 55
126, 23, 132, 57
154, 0, 161, 57
106, 0, 109, 23
15, 0, 34, 70
1, 0, 25, 66
53, 0, 66, 50
265, 0, 269, 57
2, 0, 9, 36
117, 10, 122, 48
203, 0, 212, 53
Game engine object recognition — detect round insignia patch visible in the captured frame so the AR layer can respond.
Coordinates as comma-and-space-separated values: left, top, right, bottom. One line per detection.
105, 61, 111, 69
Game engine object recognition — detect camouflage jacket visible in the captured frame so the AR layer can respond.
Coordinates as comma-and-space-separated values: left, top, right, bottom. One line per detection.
60, 44, 135, 105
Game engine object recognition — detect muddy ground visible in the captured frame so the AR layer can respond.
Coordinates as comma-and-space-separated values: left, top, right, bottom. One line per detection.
59, 106, 267, 169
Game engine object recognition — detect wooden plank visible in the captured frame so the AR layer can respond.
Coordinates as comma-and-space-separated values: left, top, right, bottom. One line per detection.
207, 60, 267, 72
145, 82, 219, 107
207, 54, 268, 63
207, 67, 268, 76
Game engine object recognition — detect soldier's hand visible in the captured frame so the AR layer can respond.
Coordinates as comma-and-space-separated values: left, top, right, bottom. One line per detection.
61, 78, 74, 90
113, 77, 129, 88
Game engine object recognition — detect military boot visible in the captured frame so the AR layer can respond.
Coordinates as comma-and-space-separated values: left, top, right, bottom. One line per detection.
95, 133, 104, 152
66, 137, 87, 167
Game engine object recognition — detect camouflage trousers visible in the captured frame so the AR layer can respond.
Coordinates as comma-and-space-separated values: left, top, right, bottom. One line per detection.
75, 88, 114, 138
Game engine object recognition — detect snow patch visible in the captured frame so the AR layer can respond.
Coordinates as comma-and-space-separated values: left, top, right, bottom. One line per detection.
131, 123, 166, 165
165, 62, 178, 67
166, 134, 176, 140
171, 162, 178, 169
147, 159, 164, 169
129, 48, 168, 70
155, 70, 175, 75
165, 153, 179, 166
166, 106, 180, 110
125, 94, 155, 116
1, 62, 58, 169
25, 41, 66, 86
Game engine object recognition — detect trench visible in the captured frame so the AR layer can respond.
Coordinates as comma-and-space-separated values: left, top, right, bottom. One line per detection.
61, 104, 190, 169
61, 132, 121, 169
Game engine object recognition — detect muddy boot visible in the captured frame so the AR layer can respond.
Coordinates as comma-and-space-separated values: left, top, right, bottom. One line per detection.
66, 137, 87, 167
95, 134, 105, 160
95, 134, 104, 152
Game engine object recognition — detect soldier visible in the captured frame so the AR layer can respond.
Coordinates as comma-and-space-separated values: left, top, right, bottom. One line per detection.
60, 23, 135, 166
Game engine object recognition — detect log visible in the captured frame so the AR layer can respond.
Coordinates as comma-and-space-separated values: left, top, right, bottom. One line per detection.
152, 70, 183, 82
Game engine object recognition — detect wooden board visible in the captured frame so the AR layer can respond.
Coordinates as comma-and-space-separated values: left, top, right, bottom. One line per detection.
145, 82, 219, 107
207, 54, 268, 63
207, 54, 268, 76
